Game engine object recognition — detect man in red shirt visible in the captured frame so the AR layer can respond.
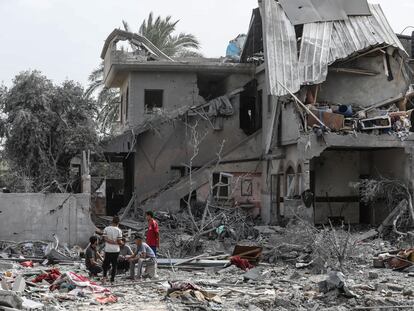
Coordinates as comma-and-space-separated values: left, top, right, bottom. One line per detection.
145, 211, 159, 256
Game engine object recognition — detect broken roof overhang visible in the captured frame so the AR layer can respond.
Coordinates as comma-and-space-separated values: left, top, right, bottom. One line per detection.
103, 130, 136, 155
103, 108, 188, 155
100, 29, 174, 61
105, 61, 256, 87
260, 0, 408, 97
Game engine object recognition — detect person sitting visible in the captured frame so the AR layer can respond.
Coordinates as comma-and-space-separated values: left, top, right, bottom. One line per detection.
127, 235, 157, 280
85, 236, 103, 277
117, 237, 133, 273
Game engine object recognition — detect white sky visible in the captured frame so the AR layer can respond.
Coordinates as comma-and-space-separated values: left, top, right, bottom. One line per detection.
0, 0, 413, 87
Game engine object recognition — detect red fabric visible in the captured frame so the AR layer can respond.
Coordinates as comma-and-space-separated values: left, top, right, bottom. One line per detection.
20, 261, 33, 268
146, 218, 159, 247
230, 256, 254, 271
32, 268, 61, 284
96, 295, 118, 304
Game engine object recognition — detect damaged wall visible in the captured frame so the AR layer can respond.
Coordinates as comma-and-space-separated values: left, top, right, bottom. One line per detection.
197, 172, 262, 216
318, 52, 410, 108
312, 148, 409, 224
0, 193, 94, 246
127, 72, 199, 127
280, 102, 302, 145
312, 150, 360, 224
132, 74, 262, 211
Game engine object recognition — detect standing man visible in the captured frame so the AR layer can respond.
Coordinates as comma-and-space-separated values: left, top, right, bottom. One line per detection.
85, 236, 103, 277
102, 216, 122, 283
145, 211, 159, 256
128, 235, 157, 280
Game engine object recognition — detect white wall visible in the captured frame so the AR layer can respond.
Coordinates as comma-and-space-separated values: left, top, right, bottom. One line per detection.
0, 193, 94, 246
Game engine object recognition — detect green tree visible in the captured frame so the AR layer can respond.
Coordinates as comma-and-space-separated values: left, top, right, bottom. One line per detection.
85, 63, 120, 137
88, 12, 201, 136
0, 70, 98, 192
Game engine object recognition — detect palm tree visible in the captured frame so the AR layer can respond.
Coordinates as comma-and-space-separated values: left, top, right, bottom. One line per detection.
133, 12, 201, 57
88, 13, 202, 136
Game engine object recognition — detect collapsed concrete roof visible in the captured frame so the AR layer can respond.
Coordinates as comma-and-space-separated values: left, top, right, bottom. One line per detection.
255, 0, 408, 96
100, 29, 174, 61
101, 29, 256, 87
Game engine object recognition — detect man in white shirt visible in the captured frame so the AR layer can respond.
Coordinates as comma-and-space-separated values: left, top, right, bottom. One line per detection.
102, 216, 122, 283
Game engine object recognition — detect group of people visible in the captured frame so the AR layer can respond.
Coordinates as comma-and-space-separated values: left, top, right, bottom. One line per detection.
85, 211, 159, 284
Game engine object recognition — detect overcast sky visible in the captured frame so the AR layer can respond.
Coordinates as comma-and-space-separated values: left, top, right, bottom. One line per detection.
0, 0, 413, 87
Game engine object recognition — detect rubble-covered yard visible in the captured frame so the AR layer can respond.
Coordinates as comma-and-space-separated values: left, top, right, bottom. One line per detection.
2, 213, 414, 311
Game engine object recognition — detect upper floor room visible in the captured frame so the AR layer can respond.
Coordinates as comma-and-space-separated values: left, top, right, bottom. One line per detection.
100, 29, 256, 131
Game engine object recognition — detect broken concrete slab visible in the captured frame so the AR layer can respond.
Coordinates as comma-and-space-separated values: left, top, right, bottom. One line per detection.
0, 290, 23, 309
12, 275, 25, 293
387, 283, 404, 291
243, 267, 262, 282
1, 279, 9, 291
0, 262, 14, 271
318, 271, 358, 298
22, 297, 44, 310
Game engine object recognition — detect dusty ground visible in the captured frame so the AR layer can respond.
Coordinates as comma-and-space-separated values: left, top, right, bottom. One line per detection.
2, 218, 414, 310
3, 240, 414, 311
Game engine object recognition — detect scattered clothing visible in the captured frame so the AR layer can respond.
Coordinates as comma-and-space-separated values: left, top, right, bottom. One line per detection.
20, 261, 33, 268
96, 294, 118, 304
32, 268, 61, 284
230, 256, 254, 271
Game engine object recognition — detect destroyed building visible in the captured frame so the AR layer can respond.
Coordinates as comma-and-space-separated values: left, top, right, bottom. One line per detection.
101, 0, 414, 227
101, 29, 262, 218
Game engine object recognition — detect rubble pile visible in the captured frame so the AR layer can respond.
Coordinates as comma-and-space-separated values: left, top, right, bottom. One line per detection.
2, 218, 414, 310
305, 95, 414, 141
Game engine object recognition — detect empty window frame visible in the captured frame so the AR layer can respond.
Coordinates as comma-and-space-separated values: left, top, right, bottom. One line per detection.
212, 172, 233, 199
239, 80, 262, 135
241, 178, 253, 196
285, 166, 296, 198
145, 89, 163, 112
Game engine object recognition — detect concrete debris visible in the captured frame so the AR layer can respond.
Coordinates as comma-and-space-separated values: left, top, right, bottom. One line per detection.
243, 267, 262, 281
0, 290, 23, 309
368, 271, 379, 279
21, 297, 44, 309
318, 271, 358, 298
0, 222, 414, 310
11, 275, 25, 292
